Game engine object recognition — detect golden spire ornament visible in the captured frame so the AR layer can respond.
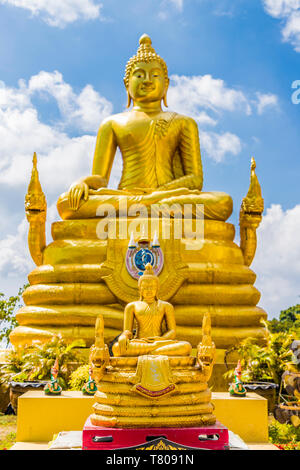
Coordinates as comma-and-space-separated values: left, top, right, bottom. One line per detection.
25, 152, 47, 266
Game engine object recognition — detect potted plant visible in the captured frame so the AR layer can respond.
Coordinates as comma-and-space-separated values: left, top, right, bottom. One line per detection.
224, 321, 299, 412
0, 335, 86, 413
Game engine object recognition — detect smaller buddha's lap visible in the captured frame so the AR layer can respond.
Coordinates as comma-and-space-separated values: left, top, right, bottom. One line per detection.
112, 339, 192, 357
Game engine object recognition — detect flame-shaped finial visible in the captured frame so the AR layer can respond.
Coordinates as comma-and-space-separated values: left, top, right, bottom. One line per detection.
27, 152, 44, 197
95, 314, 105, 348
202, 311, 212, 339
152, 231, 160, 248
128, 232, 136, 249
247, 156, 262, 200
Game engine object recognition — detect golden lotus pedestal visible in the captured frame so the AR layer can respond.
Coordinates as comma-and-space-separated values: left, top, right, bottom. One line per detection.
91, 356, 215, 428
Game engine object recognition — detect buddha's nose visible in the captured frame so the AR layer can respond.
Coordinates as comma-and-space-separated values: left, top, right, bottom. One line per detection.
143, 75, 152, 85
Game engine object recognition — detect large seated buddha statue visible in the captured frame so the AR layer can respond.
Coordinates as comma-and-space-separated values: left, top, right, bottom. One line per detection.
57, 34, 232, 222
90, 264, 216, 428
11, 35, 267, 376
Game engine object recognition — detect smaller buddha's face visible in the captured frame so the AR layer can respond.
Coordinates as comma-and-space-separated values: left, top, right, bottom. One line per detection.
128, 61, 168, 104
140, 278, 158, 301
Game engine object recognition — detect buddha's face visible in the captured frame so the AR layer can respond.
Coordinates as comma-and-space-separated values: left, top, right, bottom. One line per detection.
140, 278, 158, 301
128, 61, 168, 104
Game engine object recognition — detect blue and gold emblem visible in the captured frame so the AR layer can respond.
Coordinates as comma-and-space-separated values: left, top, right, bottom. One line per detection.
126, 231, 164, 280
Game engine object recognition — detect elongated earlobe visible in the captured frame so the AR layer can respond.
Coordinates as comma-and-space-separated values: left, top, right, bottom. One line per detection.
126, 90, 132, 108
163, 93, 168, 108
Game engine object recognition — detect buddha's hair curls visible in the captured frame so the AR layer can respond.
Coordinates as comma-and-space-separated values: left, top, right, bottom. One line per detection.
124, 34, 168, 88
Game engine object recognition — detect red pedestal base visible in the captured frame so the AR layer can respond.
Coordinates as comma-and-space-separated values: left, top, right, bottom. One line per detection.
82, 416, 229, 450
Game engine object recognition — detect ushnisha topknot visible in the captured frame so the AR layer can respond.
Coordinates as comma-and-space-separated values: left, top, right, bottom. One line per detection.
124, 34, 169, 89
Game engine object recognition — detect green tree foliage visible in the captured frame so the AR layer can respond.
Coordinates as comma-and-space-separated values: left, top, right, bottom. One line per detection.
268, 304, 300, 334
0, 335, 86, 389
0, 285, 28, 347
224, 321, 299, 385
269, 420, 300, 448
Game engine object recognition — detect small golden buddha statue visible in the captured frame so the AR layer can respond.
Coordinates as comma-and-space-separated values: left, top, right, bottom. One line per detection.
112, 264, 192, 357
58, 33, 232, 221
89, 269, 217, 428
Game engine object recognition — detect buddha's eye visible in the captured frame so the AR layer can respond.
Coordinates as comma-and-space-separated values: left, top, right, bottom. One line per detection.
133, 71, 144, 79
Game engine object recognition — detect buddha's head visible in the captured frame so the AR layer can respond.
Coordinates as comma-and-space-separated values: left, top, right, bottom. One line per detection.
138, 263, 159, 301
124, 34, 169, 108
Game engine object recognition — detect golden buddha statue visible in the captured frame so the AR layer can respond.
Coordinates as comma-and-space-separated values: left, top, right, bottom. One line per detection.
112, 264, 192, 357
11, 35, 267, 385
57, 33, 232, 222
90, 268, 216, 428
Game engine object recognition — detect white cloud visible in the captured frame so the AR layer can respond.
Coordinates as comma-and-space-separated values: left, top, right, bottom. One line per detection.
159, 0, 184, 17
282, 10, 300, 51
28, 71, 113, 133
0, 0, 102, 27
263, 0, 300, 18
168, 0, 183, 10
0, 218, 32, 276
0, 71, 113, 192
0, 71, 119, 298
169, 74, 252, 118
200, 131, 242, 162
168, 74, 275, 161
252, 204, 300, 317
0, 202, 58, 292
255, 92, 279, 114
263, 0, 300, 51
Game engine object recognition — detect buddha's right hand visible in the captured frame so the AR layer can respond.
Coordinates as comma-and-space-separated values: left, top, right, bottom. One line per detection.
68, 182, 89, 211
118, 333, 130, 355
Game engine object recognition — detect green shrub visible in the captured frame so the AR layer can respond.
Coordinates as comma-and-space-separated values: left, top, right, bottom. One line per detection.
269, 419, 300, 449
0, 285, 28, 347
69, 364, 90, 390
224, 320, 299, 385
0, 335, 86, 389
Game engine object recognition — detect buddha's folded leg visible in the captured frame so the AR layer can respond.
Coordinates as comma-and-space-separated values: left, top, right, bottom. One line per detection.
159, 191, 233, 221
151, 341, 192, 356
57, 191, 147, 220
112, 339, 160, 357
57, 189, 233, 222
112, 339, 192, 357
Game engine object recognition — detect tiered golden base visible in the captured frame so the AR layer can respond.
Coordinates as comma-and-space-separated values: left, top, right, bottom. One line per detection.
11, 217, 267, 351
91, 357, 216, 428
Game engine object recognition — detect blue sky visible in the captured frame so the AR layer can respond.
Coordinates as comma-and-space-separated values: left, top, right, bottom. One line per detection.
0, 0, 299, 318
